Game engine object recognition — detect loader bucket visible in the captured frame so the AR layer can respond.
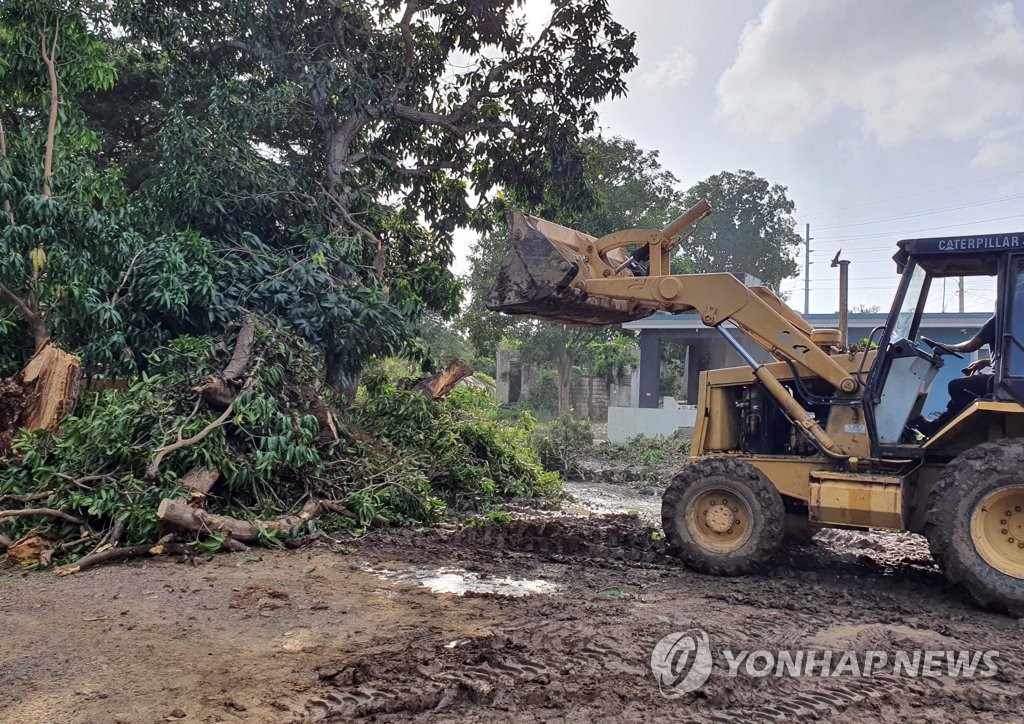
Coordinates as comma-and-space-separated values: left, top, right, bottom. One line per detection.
485, 211, 653, 326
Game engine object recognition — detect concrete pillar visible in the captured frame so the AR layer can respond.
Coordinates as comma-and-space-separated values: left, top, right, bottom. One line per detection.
639, 330, 661, 409
495, 348, 517, 404
686, 342, 703, 405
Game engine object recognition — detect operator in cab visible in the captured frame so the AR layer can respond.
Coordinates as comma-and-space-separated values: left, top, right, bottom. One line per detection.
923, 316, 996, 433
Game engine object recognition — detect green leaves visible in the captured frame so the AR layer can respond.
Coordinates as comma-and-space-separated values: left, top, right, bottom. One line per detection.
354, 375, 558, 509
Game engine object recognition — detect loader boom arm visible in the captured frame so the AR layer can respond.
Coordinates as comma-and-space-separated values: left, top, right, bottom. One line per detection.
583, 273, 859, 395
485, 199, 866, 459
487, 200, 858, 396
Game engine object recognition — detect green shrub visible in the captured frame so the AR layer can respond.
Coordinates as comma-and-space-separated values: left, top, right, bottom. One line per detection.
531, 414, 593, 475
592, 430, 691, 482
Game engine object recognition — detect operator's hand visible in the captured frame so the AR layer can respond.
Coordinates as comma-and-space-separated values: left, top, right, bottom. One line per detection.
933, 342, 956, 354
964, 358, 991, 376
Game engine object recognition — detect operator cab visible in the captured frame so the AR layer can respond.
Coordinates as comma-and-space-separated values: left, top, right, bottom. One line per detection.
866, 232, 1024, 450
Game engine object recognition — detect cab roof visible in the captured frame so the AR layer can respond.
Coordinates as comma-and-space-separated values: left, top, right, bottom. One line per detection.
894, 232, 1024, 276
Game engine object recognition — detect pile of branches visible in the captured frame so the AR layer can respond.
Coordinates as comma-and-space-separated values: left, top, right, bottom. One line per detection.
0, 320, 557, 573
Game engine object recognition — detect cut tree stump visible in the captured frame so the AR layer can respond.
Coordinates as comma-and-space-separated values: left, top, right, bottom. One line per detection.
415, 359, 473, 400
180, 467, 220, 496
19, 342, 82, 430
0, 342, 81, 455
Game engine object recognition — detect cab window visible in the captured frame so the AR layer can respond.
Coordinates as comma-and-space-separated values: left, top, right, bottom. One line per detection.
1004, 257, 1024, 377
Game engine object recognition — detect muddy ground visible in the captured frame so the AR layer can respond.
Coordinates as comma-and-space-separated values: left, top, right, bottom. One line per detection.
2, 478, 1023, 723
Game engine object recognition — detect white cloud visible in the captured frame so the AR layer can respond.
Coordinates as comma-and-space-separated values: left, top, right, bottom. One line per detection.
715, 0, 1024, 165
972, 140, 1023, 169
635, 46, 697, 91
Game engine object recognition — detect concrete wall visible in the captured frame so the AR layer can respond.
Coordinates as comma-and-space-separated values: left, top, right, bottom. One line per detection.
607, 406, 697, 443
495, 348, 540, 405
570, 376, 609, 421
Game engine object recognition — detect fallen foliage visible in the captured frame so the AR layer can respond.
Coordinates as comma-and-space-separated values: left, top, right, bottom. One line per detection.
531, 414, 594, 476
0, 323, 558, 570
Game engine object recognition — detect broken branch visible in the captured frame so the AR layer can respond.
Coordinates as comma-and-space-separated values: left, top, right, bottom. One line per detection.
146, 401, 235, 480
39, 19, 60, 199
414, 359, 473, 400
0, 507, 85, 527
222, 317, 256, 382
157, 498, 356, 543
0, 491, 54, 504
53, 534, 186, 576
0, 280, 39, 328
53, 472, 114, 490
0, 117, 11, 221
108, 249, 144, 309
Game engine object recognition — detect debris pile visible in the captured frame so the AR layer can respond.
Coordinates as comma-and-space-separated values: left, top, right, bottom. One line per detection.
0, 321, 557, 572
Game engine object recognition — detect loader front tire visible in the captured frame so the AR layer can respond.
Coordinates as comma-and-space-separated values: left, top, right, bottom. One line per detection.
662, 458, 784, 576
925, 440, 1024, 615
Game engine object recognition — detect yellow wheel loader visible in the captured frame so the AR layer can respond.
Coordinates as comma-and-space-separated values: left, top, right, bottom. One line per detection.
487, 201, 1024, 614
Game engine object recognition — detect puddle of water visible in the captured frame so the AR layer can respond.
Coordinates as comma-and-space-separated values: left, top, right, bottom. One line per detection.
366, 565, 558, 597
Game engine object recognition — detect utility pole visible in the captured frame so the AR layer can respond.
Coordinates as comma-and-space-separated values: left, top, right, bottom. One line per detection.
831, 250, 850, 347
958, 276, 965, 313
804, 223, 812, 314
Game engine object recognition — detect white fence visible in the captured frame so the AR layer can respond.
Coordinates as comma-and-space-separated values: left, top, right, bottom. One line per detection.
607, 405, 697, 443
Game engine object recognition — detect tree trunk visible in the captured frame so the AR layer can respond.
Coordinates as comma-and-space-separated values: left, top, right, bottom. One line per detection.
414, 359, 473, 400
555, 337, 572, 417
0, 342, 81, 455
156, 498, 356, 543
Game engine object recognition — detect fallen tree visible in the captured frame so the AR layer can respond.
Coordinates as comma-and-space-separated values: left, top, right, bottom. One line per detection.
0, 322, 558, 572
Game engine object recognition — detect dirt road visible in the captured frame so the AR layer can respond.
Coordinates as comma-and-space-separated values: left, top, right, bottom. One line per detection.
2, 481, 1022, 723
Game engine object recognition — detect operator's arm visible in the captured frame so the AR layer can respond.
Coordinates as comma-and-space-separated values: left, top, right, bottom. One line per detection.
937, 316, 995, 354
942, 337, 987, 354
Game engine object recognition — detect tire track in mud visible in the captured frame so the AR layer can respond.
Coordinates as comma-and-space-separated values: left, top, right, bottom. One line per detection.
298, 606, 891, 722
297, 618, 900, 722
310, 514, 1024, 721
454, 515, 671, 564
300, 615, 651, 721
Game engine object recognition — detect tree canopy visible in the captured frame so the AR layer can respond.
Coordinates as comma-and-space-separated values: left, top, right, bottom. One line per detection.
1, 0, 638, 388
0, 1, 222, 378
680, 169, 801, 290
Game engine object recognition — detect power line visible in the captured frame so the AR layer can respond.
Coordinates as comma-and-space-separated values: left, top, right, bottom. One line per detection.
814, 212, 1024, 243
814, 192, 1024, 231
800, 170, 1024, 218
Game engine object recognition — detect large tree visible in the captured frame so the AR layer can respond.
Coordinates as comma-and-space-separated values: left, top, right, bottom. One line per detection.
680, 169, 801, 290
0, 1, 218, 377
93, 0, 637, 390
464, 134, 685, 414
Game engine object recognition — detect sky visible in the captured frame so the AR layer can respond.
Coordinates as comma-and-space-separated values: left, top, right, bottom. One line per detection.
453, 0, 1024, 315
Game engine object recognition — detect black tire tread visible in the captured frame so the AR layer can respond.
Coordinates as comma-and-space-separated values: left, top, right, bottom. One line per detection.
923, 439, 1024, 615
661, 457, 785, 576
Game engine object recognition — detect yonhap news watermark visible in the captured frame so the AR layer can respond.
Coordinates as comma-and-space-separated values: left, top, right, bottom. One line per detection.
650, 628, 999, 699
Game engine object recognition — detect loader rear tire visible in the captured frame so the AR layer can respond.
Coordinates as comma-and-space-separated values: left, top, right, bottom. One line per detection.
662, 457, 784, 576
924, 440, 1024, 615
